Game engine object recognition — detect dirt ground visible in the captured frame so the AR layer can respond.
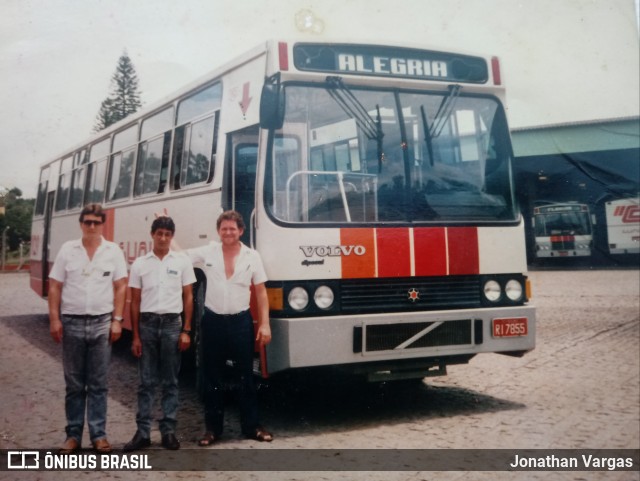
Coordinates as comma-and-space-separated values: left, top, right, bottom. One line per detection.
0, 269, 638, 481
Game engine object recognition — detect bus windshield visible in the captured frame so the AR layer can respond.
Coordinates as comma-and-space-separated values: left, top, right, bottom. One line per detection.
534, 211, 592, 236
264, 82, 517, 224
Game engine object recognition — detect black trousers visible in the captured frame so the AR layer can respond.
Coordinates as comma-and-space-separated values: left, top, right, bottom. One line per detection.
201, 308, 259, 436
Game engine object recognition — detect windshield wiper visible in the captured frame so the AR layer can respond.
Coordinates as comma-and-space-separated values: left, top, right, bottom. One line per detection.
326, 76, 385, 172
326, 76, 379, 139
420, 105, 435, 167
430, 84, 461, 138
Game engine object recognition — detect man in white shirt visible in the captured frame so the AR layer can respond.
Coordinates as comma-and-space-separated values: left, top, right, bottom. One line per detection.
124, 216, 196, 451
48, 203, 128, 455
187, 210, 273, 445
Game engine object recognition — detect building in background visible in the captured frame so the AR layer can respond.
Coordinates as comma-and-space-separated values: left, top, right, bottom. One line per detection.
512, 116, 640, 264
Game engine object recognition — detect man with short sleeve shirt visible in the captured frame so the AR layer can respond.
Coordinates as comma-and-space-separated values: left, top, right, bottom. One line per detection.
187, 210, 273, 445
124, 216, 196, 451
48, 203, 128, 455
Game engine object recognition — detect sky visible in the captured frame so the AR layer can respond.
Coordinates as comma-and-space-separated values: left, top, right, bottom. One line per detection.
1, 0, 639, 198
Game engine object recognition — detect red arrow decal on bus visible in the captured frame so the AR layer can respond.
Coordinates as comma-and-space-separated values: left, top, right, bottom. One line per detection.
239, 82, 252, 115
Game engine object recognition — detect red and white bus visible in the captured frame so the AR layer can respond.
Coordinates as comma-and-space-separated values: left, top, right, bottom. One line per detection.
605, 196, 640, 255
533, 203, 594, 258
31, 40, 535, 382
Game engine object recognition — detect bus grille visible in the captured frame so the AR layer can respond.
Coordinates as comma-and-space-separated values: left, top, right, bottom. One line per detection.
340, 276, 481, 314
363, 320, 472, 352
551, 236, 575, 250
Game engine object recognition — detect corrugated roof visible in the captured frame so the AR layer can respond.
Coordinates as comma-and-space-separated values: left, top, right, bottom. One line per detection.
512, 116, 640, 132
511, 116, 640, 156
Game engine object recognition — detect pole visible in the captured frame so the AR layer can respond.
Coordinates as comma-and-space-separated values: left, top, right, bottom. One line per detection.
1, 226, 9, 271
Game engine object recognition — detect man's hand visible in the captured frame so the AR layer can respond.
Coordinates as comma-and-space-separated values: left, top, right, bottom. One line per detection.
110, 321, 122, 344
155, 208, 169, 218
178, 332, 191, 352
50, 318, 63, 343
256, 324, 272, 346
131, 336, 142, 357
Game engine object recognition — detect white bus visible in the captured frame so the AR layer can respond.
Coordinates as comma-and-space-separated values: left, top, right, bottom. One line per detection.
605, 197, 640, 255
31, 40, 535, 382
533, 203, 594, 258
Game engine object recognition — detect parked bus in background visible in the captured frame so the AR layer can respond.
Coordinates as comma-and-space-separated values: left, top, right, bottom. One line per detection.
31, 40, 535, 384
533, 202, 594, 258
605, 196, 640, 255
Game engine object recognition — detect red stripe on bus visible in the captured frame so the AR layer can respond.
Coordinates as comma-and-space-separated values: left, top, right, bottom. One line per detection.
550, 235, 575, 242
447, 227, 479, 275
103, 208, 115, 241
376, 228, 411, 278
414, 228, 447, 276
340, 228, 376, 279
30, 261, 44, 296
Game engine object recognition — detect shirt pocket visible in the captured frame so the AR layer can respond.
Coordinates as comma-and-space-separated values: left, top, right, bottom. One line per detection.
64, 259, 85, 277
235, 264, 253, 288
162, 267, 183, 289
93, 262, 115, 282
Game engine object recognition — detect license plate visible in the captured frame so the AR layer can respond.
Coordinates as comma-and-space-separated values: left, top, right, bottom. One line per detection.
492, 317, 528, 337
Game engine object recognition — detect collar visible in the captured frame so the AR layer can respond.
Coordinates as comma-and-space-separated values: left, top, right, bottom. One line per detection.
71, 236, 107, 250
146, 249, 178, 261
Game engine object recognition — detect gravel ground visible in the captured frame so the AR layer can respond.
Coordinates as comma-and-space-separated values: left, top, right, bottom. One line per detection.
0, 269, 638, 481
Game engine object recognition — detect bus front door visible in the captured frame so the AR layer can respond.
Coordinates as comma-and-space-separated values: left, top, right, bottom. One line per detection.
224, 126, 259, 246
42, 191, 54, 297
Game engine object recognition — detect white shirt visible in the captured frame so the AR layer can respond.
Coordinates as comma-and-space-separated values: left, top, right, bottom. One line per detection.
187, 241, 268, 315
128, 250, 196, 314
49, 237, 128, 315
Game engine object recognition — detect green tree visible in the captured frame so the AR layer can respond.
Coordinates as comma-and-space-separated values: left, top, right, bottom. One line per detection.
94, 98, 117, 132
0, 187, 34, 251
93, 51, 143, 132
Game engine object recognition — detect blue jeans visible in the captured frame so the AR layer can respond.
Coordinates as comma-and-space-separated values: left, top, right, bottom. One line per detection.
136, 313, 182, 437
202, 309, 259, 437
61, 313, 112, 443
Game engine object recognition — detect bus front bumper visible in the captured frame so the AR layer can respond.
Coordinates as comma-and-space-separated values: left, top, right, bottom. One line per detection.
265, 305, 535, 375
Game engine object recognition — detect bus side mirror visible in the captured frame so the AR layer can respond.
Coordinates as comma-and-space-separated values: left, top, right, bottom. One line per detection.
260, 75, 285, 130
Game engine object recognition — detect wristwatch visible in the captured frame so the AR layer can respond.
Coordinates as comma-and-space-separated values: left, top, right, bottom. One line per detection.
113, 316, 124, 322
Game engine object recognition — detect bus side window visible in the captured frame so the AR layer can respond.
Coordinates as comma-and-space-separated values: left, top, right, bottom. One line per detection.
171, 126, 186, 190
171, 113, 218, 189
35, 167, 50, 216
55, 156, 72, 212
135, 131, 171, 197
85, 158, 108, 204
107, 148, 135, 202
68, 165, 86, 210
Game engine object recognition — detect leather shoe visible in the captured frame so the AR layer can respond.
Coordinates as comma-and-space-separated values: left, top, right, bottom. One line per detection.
59, 437, 80, 454
246, 426, 273, 442
161, 433, 180, 450
123, 431, 151, 452
93, 438, 112, 454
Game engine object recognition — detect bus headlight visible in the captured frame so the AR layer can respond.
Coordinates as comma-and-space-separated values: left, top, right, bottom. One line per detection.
314, 285, 334, 309
288, 287, 309, 311
483, 280, 502, 302
505, 279, 524, 302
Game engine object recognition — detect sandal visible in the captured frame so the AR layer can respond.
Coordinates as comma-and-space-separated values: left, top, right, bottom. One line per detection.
198, 432, 217, 446
248, 426, 273, 442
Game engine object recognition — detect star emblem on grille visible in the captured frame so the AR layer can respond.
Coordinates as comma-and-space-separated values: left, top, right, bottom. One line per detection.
407, 288, 420, 302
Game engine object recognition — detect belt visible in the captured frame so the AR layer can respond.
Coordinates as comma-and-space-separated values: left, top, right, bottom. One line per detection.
63, 313, 110, 319
141, 312, 181, 317
205, 308, 249, 319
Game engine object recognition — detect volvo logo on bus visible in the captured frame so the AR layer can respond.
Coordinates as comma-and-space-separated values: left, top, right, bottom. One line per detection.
300, 245, 366, 257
